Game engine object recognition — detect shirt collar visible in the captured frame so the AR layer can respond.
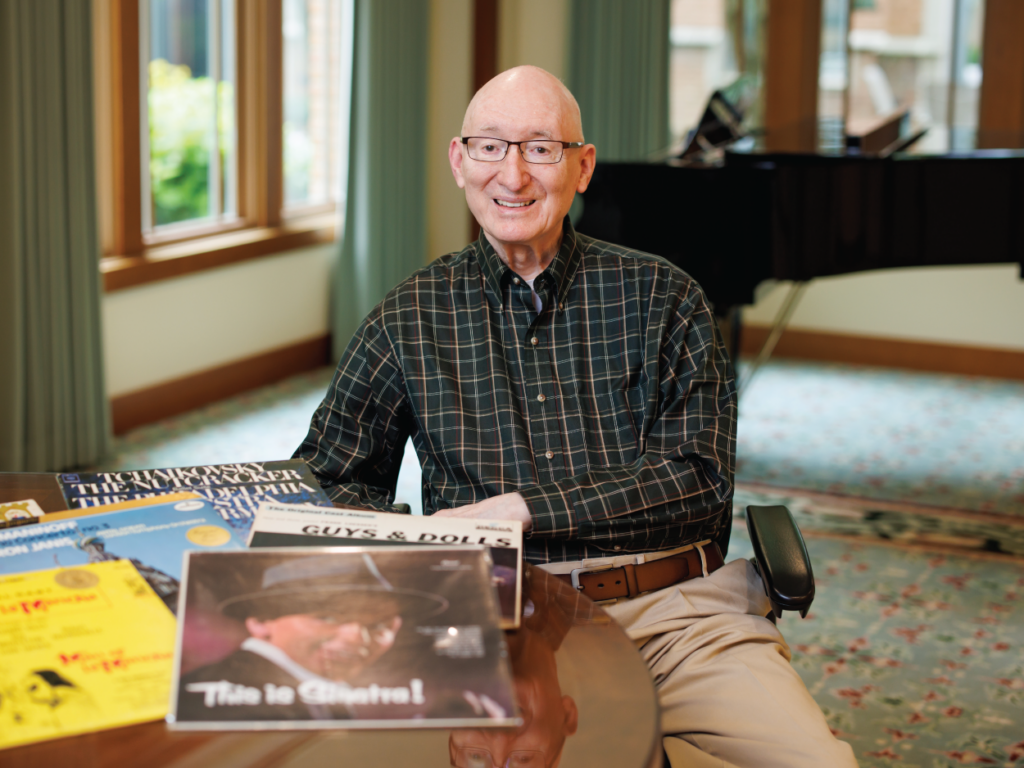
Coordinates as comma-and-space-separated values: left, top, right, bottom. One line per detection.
241, 636, 349, 687
475, 216, 583, 307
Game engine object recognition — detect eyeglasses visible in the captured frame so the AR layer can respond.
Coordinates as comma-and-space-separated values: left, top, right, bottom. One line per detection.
309, 614, 396, 643
462, 136, 583, 165
454, 746, 546, 768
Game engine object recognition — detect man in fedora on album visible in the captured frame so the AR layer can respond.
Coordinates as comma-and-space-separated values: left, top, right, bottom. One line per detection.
177, 553, 448, 721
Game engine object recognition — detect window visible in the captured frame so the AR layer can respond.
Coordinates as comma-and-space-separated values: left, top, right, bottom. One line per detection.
144, 0, 237, 230
818, 0, 986, 152
668, 0, 767, 144
282, 0, 346, 211
94, 0, 350, 291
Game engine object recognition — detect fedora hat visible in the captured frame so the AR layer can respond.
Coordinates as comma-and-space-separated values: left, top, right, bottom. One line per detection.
218, 553, 449, 621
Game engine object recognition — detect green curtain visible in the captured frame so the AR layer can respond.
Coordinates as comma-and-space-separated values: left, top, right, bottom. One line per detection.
333, 0, 430, 359
568, 0, 671, 161
0, 0, 110, 472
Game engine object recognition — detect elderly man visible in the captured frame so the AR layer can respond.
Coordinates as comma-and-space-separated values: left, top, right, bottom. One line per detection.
296, 66, 857, 766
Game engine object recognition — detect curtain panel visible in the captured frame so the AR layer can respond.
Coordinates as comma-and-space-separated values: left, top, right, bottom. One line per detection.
333, 0, 430, 359
0, 0, 110, 472
568, 0, 671, 162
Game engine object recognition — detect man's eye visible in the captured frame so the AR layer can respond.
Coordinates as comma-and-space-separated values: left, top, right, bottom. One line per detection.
509, 754, 542, 766
460, 748, 491, 767
481, 143, 500, 153
526, 144, 551, 155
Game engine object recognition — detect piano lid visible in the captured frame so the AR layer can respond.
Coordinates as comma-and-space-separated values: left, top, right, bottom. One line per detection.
679, 78, 929, 164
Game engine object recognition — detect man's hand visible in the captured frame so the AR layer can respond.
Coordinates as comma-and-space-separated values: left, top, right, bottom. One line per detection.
432, 492, 533, 532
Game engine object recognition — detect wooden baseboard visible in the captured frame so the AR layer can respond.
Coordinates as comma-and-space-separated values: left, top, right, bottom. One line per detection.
110, 335, 331, 435
740, 325, 1024, 381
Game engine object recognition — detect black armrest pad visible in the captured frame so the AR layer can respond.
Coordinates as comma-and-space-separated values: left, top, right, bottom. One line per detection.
746, 505, 815, 616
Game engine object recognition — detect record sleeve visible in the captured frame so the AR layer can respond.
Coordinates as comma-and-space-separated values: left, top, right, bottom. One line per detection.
0, 560, 177, 750
0, 498, 45, 524
248, 501, 522, 628
168, 547, 518, 731
56, 460, 333, 533
0, 497, 247, 614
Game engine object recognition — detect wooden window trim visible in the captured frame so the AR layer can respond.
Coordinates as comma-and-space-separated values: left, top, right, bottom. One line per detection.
94, 0, 336, 294
978, 0, 1024, 149
763, 0, 822, 153
101, 212, 338, 292
469, 0, 498, 242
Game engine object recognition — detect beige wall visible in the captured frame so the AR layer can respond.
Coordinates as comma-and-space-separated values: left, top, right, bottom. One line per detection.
498, 0, 570, 79
743, 265, 1024, 351
103, 243, 335, 397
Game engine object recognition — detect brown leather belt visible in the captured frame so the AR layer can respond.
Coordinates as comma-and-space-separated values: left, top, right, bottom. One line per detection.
555, 543, 724, 601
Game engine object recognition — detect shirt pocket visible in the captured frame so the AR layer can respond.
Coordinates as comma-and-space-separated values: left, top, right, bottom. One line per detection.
577, 385, 644, 467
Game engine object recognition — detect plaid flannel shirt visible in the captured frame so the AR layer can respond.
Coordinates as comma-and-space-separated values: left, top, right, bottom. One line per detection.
295, 219, 737, 564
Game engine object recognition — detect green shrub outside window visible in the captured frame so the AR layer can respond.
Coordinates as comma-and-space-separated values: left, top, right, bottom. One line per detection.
148, 59, 233, 227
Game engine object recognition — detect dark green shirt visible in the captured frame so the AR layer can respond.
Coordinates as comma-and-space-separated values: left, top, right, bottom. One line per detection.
295, 219, 737, 564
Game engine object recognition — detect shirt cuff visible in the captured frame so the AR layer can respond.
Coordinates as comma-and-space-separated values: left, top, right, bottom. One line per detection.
517, 482, 580, 539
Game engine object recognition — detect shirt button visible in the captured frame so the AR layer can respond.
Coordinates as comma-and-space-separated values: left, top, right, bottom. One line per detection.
544, 450, 554, 460
513, 277, 521, 285
530, 337, 539, 346
558, 303, 564, 312
613, 546, 622, 551
536, 394, 546, 403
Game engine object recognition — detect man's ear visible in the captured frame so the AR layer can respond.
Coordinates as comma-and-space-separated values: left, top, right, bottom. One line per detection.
245, 617, 270, 639
449, 137, 467, 189
561, 695, 579, 735
575, 144, 596, 194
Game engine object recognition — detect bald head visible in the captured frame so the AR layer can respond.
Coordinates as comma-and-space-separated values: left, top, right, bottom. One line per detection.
462, 66, 584, 142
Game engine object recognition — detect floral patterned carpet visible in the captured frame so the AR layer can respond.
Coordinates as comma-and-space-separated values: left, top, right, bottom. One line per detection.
728, 527, 1024, 767
95, 360, 1024, 766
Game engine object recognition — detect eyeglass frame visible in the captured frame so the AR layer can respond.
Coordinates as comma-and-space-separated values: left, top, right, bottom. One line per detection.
461, 136, 585, 164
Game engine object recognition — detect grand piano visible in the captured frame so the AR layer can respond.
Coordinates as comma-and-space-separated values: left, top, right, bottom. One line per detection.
575, 87, 1024, 360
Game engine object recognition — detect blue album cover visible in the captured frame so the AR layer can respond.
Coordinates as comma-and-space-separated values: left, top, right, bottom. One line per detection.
56, 459, 334, 534
0, 498, 247, 613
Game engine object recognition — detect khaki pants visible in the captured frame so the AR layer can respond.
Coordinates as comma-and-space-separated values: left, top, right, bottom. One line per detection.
546, 556, 859, 768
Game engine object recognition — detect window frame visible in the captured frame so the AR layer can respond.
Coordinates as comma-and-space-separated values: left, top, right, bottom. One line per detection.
93, 0, 338, 293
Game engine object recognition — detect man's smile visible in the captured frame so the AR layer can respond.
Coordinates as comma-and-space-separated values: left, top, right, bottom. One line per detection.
494, 199, 535, 208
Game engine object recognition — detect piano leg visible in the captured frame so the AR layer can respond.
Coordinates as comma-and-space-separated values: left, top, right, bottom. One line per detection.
738, 281, 808, 397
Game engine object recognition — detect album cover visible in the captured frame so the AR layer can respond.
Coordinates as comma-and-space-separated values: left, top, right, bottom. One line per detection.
0, 497, 247, 614
0, 560, 177, 750
248, 501, 522, 628
168, 546, 518, 730
56, 460, 333, 533
0, 498, 45, 524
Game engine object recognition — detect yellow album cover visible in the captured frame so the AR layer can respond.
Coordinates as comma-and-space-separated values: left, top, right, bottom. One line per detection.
0, 559, 177, 750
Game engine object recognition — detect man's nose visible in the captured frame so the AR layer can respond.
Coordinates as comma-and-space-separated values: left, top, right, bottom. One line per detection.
495, 146, 531, 190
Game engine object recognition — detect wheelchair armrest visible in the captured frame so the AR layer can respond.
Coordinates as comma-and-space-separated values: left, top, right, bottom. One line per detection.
746, 505, 814, 619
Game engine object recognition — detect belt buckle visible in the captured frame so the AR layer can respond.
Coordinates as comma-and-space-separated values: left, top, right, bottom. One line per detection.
569, 565, 618, 592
